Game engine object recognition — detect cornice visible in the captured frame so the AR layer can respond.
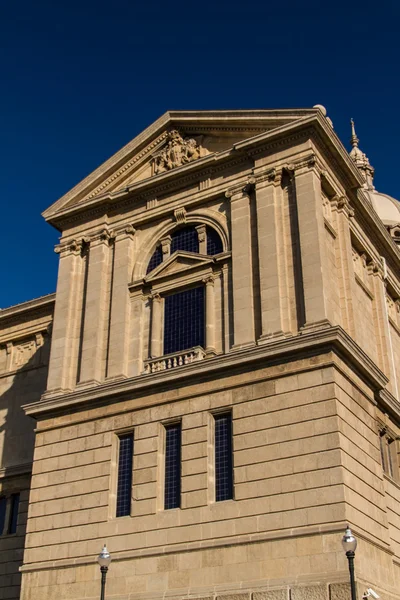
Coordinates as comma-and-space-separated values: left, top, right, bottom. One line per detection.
24, 325, 388, 420
378, 388, 400, 425
43, 110, 319, 224
0, 293, 55, 323
0, 462, 32, 480
45, 114, 362, 232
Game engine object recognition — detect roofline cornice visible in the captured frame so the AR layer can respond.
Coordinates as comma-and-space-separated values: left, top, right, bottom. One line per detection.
43, 113, 363, 228
23, 325, 388, 420
42, 109, 326, 225
0, 293, 55, 321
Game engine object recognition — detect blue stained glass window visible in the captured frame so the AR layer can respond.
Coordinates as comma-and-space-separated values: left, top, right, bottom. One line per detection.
206, 226, 223, 255
147, 245, 163, 274
171, 226, 199, 254
215, 413, 233, 502
164, 287, 205, 354
164, 423, 181, 509
116, 433, 134, 517
8, 494, 19, 534
0, 498, 6, 535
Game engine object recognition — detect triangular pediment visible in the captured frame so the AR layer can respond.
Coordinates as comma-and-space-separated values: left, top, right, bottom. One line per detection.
145, 251, 213, 281
43, 109, 326, 226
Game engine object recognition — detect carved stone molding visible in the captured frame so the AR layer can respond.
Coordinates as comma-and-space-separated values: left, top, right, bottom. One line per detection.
331, 195, 355, 218
225, 179, 254, 200
54, 238, 83, 257
114, 224, 136, 241
174, 207, 187, 224
251, 166, 283, 187
160, 236, 172, 257
195, 224, 206, 243
202, 274, 215, 287
152, 130, 203, 175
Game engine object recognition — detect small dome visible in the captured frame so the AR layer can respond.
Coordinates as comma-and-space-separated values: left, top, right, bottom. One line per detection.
365, 190, 400, 226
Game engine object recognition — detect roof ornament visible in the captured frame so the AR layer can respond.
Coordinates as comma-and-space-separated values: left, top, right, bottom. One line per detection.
349, 119, 375, 190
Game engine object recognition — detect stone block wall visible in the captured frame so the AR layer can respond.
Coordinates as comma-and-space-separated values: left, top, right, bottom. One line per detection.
18, 356, 400, 600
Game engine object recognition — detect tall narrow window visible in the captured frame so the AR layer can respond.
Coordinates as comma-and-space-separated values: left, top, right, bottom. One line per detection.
0, 497, 6, 535
164, 423, 181, 509
8, 493, 19, 534
116, 433, 134, 517
215, 413, 233, 501
164, 287, 205, 354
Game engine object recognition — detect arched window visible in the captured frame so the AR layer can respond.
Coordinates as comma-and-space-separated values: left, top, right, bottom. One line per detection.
146, 244, 163, 274
142, 223, 226, 371
146, 224, 223, 274
206, 226, 223, 255
171, 226, 199, 254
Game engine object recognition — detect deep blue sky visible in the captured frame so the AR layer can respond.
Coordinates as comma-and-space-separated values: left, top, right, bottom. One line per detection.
1, 0, 398, 308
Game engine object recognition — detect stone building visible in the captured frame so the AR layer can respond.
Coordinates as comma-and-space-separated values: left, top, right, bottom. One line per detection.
1, 106, 400, 600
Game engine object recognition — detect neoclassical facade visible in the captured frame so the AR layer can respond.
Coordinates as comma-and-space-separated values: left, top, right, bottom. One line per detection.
1, 107, 400, 600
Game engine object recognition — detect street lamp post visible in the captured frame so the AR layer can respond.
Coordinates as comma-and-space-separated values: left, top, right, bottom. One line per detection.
97, 544, 112, 600
342, 525, 357, 600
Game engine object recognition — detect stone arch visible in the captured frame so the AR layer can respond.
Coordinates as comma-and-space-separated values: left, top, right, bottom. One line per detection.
132, 207, 229, 281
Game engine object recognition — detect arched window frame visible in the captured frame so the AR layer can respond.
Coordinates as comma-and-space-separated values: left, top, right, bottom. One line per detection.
129, 222, 231, 374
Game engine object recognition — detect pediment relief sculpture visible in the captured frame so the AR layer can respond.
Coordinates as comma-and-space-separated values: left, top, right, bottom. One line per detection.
152, 130, 205, 175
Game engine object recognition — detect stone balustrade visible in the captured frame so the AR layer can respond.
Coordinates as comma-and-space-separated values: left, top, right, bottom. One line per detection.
143, 346, 206, 373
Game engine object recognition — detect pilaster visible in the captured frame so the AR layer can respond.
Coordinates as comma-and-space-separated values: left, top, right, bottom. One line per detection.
150, 293, 163, 358
226, 184, 255, 349
46, 239, 85, 393
78, 228, 114, 386
293, 160, 332, 331
196, 225, 207, 254
106, 226, 136, 380
331, 196, 356, 337
253, 167, 288, 342
203, 274, 216, 355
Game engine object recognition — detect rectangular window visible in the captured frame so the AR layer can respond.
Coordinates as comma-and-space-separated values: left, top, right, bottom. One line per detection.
164, 287, 205, 354
164, 423, 181, 509
116, 433, 134, 517
8, 493, 19, 534
215, 413, 233, 502
0, 497, 6, 535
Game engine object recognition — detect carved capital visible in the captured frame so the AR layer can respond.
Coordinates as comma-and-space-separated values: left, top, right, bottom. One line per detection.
203, 274, 215, 287
287, 153, 322, 177
251, 167, 283, 187
54, 238, 83, 257
225, 180, 253, 200
332, 195, 355, 218
91, 228, 115, 246
115, 224, 136, 241
6, 342, 13, 355
367, 259, 384, 279
151, 293, 162, 303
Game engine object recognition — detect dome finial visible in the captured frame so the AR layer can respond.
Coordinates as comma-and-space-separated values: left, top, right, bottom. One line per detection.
350, 118, 359, 148
349, 118, 374, 190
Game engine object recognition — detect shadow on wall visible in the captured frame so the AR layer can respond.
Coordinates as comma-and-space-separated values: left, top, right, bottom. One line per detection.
0, 335, 51, 600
